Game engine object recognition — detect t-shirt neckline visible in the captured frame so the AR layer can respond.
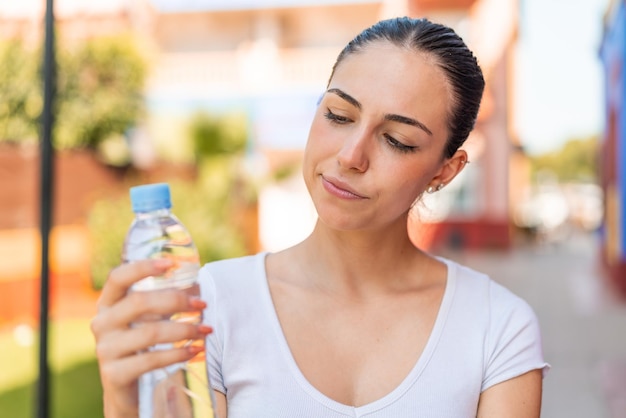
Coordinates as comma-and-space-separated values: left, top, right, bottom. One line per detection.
256, 252, 458, 415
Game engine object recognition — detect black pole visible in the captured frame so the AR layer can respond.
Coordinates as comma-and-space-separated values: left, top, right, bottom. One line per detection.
38, 0, 55, 417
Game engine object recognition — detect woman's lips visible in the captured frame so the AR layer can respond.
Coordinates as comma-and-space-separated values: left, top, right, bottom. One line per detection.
321, 175, 367, 199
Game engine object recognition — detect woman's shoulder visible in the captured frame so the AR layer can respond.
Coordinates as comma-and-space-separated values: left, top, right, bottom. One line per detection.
439, 257, 549, 388
438, 256, 548, 376
439, 256, 537, 319
198, 252, 269, 290
201, 252, 267, 275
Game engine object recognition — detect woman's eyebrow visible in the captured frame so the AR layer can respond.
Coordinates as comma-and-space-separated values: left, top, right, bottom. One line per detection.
384, 113, 433, 136
326, 87, 432, 136
326, 88, 361, 110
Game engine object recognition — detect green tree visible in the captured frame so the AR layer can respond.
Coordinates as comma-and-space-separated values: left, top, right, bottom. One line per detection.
189, 111, 248, 161
530, 136, 599, 182
55, 34, 147, 150
0, 34, 147, 154
0, 40, 41, 143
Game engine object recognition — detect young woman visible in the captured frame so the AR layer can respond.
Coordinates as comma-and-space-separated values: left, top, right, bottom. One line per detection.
91, 17, 549, 417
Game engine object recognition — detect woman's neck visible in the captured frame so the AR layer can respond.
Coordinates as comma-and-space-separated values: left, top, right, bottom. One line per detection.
292, 218, 433, 297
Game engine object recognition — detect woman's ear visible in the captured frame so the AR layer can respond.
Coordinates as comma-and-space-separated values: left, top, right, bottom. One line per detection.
426, 150, 470, 192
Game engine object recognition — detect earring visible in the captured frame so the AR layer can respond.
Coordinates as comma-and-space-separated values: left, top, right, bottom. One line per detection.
426, 184, 444, 194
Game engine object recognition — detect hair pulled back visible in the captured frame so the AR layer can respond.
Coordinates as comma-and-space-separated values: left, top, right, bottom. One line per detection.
328, 17, 485, 159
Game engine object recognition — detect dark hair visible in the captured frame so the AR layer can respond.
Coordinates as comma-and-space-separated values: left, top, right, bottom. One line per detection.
328, 17, 485, 159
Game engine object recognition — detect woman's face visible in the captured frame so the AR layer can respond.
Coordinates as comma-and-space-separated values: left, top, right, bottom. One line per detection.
303, 42, 454, 231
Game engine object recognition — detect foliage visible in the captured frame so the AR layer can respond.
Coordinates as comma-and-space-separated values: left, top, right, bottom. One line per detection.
529, 136, 599, 182
189, 111, 248, 162
87, 194, 134, 289
88, 179, 248, 290
0, 34, 147, 153
171, 177, 249, 261
0, 40, 41, 143
55, 35, 147, 150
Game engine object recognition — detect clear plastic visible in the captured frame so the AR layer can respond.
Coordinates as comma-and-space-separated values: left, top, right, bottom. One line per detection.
123, 202, 216, 417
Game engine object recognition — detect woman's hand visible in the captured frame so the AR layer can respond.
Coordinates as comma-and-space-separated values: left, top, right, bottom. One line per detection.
90, 259, 212, 418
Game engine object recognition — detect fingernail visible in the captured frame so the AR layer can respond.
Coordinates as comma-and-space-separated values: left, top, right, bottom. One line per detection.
189, 298, 207, 310
198, 325, 213, 334
188, 345, 205, 355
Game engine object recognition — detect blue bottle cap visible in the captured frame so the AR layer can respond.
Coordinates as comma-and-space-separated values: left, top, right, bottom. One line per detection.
129, 183, 172, 213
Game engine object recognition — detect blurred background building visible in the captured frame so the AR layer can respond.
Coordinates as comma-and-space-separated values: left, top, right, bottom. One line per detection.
600, 0, 626, 293
143, 0, 524, 253
0, 0, 524, 251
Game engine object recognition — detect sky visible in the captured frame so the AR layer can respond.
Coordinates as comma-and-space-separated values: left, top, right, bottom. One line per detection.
515, 0, 611, 155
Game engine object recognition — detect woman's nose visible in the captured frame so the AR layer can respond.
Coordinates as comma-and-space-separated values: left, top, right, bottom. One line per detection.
336, 129, 370, 172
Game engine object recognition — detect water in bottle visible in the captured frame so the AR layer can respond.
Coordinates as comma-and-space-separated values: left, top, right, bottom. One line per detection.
123, 183, 215, 418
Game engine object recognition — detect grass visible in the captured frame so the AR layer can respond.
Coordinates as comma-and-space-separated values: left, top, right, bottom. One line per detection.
0, 318, 103, 418
0, 360, 103, 418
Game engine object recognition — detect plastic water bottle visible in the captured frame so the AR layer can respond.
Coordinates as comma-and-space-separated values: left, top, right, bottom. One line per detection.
123, 183, 215, 418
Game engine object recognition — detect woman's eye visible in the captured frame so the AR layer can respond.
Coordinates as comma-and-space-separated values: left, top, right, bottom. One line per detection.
324, 109, 350, 124
384, 134, 416, 153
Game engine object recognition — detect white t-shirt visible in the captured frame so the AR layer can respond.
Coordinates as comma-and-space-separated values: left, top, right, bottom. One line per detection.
199, 252, 549, 418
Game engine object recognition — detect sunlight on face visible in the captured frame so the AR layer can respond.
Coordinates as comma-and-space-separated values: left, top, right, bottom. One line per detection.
302, 42, 454, 232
